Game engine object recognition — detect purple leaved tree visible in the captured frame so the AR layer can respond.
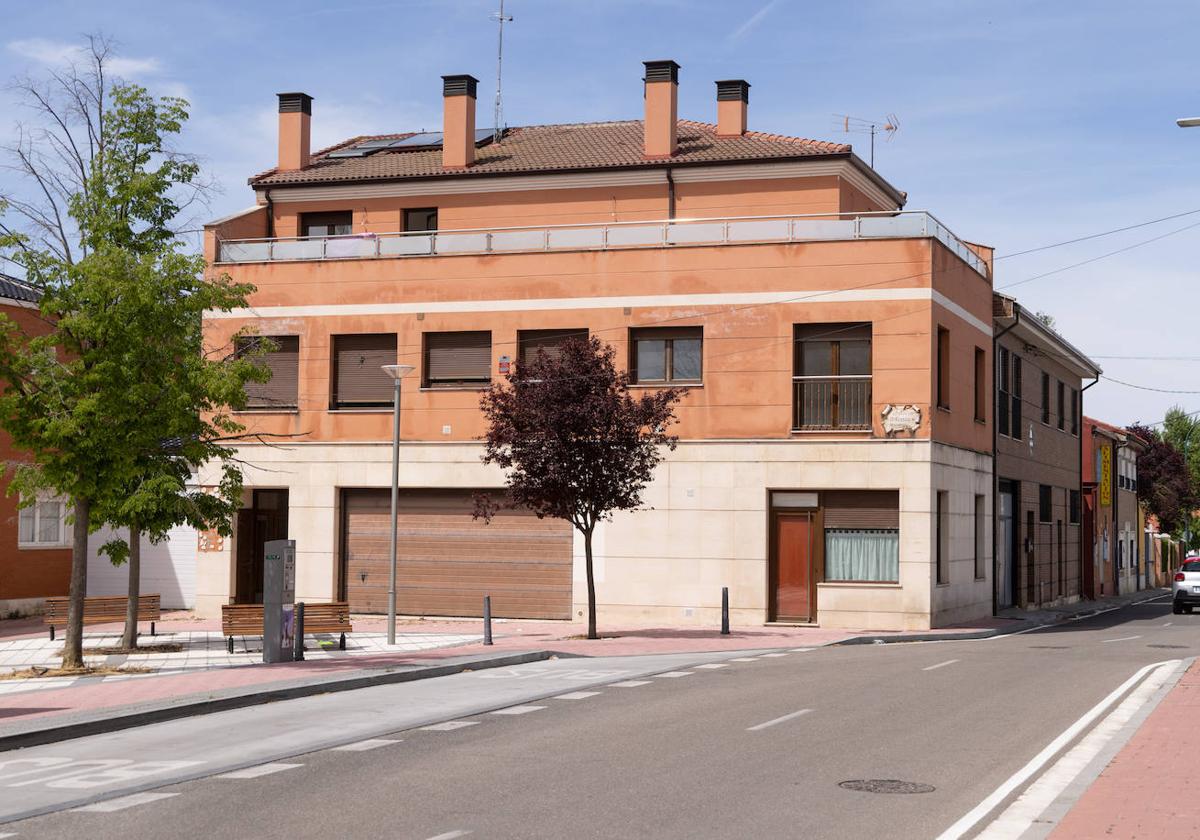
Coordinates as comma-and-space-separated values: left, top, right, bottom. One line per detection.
477, 336, 683, 640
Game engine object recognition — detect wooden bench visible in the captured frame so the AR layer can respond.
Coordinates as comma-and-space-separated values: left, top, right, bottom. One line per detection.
44, 595, 161, 641
221, 602, 353, 653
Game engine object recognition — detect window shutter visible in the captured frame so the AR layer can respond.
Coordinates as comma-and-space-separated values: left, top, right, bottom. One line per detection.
519, 329, 587, 367
425, 331, 491, 384
334, 334, 396, 406
242, 336, 299, 408
822, 490, 899, 529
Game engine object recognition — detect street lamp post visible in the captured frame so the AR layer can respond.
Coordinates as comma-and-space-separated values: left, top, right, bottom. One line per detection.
1177, 117, 1200, 127
382, 363, 415, 645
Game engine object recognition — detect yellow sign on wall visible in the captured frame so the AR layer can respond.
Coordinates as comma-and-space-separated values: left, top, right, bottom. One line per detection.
1100, 446, 1112, 507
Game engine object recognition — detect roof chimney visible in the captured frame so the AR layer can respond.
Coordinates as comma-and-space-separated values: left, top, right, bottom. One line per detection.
442, 74, 479, 169
643, 60, 679, 158
715, 80, 749, 137
276, 92, 312, 171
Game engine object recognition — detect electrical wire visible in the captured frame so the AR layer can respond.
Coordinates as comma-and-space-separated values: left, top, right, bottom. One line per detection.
995, 208, 1200, 260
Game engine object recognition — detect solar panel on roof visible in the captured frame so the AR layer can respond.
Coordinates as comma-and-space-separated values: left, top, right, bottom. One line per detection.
323, 128, 501, 160
391, 132, 444, 148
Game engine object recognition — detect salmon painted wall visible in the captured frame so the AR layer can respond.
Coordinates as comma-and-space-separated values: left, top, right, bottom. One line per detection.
204, 237, 993, 445
0, 304, 72, 601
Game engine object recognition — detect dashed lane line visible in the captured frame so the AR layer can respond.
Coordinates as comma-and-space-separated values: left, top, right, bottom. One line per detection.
922, 659, 961, 672
760, 653, 789, 658
610, 680, 652, 687
554, 691, 601, 700
72, 792, 179, 813
420, 721, 479, 732
729, 657, 761, 662
332, 739, 402, 752
217, 763, 303, 780
694, 663, 730, 669
1101, 635, 1143, 643
747, 709, 813, 732
489, 705, 546, 715
653, 671, 694, 678
426, 831, 472, 840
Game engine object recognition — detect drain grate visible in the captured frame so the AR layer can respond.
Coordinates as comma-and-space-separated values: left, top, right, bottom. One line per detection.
1148, 644, 1188, 649
839, 779, 936, 795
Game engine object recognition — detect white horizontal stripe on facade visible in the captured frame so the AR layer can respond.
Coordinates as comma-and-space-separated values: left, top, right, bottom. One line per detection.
206, 288, 991, 337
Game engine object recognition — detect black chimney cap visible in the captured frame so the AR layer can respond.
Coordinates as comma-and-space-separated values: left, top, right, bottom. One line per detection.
643, 60, 681, 84
715, 80, 750, 103
277, 92, 313, 115
442, 75, 480, 98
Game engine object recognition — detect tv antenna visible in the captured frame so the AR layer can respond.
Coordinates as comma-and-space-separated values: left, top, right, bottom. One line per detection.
490, 0, 513, 144
833, 113, 899, 168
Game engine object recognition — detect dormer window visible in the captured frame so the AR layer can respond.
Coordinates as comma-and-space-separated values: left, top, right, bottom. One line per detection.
301, 211, 352, 237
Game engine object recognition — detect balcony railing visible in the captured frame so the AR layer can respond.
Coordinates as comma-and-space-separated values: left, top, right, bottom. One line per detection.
215, 210, 988, 277
792, 375, 872, 431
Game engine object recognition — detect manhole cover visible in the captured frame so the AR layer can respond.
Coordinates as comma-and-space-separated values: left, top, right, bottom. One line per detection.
1029, 645, 1069, 649
1148, 644, 1188, 649
838, 779, 936, 795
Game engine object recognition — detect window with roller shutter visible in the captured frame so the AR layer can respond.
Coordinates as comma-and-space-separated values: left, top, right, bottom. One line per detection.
237, 335, 299, 410
423, 330, 492, 388
518, 328, 588, 368
822, 490, 900, 583
332, 333, 396, 408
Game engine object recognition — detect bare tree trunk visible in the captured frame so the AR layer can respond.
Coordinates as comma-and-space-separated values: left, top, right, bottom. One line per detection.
122, 523, 140, 650
62, 496, 90, 670
584, 526, 598, 640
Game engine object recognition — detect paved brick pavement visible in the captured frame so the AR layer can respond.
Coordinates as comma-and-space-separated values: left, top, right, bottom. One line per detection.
1051, 658, 1200, 839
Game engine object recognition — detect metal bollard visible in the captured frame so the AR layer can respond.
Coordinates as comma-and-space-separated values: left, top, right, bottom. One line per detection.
293, 602, 305, 661
483, 595, 493, 646
720, 583, 729, 638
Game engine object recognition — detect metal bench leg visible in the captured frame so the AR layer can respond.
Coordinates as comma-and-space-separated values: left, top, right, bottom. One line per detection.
340, 632, 346, 651
49, 625, 54, 641
150, 621, 156, 637
227, 636, 234, 654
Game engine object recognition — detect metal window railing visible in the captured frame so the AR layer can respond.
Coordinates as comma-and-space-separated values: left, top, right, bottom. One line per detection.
215, 210, 988, 277
791, 375, 872, 431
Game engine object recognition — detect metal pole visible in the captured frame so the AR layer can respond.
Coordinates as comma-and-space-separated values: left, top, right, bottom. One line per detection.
483, 595, 493, 645
293, 602, 305, 661
387, 377, 401, 645
721, 587, 730, 635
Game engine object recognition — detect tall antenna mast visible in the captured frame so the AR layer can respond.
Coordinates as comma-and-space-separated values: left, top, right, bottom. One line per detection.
490, 0, 513, 144
833, 113, 900, 168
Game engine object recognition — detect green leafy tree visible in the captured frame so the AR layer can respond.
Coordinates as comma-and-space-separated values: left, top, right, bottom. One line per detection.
0, 39, 260, 667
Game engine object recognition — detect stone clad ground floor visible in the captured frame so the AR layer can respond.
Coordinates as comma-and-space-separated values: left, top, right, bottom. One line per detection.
195, 440, 993, 632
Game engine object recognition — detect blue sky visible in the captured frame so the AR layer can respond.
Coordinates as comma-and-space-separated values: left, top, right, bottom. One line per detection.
2, 0, 1198, 426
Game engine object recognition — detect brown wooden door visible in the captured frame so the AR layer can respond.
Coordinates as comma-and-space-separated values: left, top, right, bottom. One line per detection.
771, 512, 815, 622
341, 489, 573, 619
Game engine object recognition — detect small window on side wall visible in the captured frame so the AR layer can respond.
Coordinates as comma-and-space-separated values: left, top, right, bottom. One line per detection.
404, 208, 438, 232
19, 498, 68, 547
518, 329, 588, 368
974, 347, 986, 422
1039, 484, 1053, 523
630, 327, 702, 384
936, 327, 950, 410
301, 211, 352, 237
332, 334, 397, 408
237, 335, 300, 410
424, 330, 491, 388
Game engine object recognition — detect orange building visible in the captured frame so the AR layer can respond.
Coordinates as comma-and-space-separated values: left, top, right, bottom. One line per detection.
200, 61, 996, 631
0, 274, 72, 615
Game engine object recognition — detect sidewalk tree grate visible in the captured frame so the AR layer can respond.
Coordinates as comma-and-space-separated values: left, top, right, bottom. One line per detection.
838, 779, 935, 795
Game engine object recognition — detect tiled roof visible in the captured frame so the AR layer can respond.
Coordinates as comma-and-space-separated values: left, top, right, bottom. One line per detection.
250, 120, 854, 187
0, 273, 41, 304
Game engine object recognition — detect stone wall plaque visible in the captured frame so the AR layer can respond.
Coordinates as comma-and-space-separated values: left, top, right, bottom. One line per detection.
881, 404, 921, 435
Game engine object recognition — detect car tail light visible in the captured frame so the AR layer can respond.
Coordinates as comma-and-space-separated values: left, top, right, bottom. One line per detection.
1176, 572, 1187, 582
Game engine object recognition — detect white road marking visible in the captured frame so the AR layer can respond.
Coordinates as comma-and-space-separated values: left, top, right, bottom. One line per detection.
760, 652, 789, 658
217, 763, 303, 779
332, 739, 402, 752
975, 660, 1180, 839
420, 721, 479, 731
934, 658, 1180, 840
654, 671, 694, 678
0, 832, 16, 837
729, 657, 760, 662
489, 705, 546, 715
922, 659, 961, 672
554, 691, 601, 700
610, 680, 652, 687
1101, 635, 1142, 643
72, 792, 179, 812
694, 663, 730, 669
790, 648, 815, 652
747, 709, 813, 732
1162, 622, 1173, 627
426, 831, 472, 840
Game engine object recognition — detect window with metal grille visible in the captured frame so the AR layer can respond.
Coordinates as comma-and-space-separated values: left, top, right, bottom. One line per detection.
332, 334, 397, 408
237, 335, 299, 410
301, 211, 352, 237
792, 323, 871, 431
423, 331, 492, 388
404, 207, 438, 232
518, 328, 588, 369
630, 327, 702, 385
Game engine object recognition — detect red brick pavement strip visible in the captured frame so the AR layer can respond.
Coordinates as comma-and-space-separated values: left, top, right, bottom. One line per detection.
1051, 659, 1200, 839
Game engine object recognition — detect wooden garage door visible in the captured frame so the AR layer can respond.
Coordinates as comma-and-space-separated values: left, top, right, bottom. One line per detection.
341, 489, 573, 619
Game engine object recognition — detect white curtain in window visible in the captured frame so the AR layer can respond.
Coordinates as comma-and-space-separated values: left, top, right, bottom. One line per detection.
826, 529, 899, 582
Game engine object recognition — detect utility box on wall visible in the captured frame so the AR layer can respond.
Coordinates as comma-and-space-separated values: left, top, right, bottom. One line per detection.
263, 539, 296, 663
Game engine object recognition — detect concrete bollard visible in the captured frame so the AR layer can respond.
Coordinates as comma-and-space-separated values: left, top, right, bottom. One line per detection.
721, 587, 730, 635
483, 595, 494, 646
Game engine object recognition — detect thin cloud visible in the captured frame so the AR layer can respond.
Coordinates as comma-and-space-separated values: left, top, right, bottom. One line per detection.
729, 0, 781, 42
6, 37, 161, 76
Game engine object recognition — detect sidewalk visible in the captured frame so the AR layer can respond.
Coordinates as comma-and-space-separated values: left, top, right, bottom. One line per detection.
1051, 658, 1200, 839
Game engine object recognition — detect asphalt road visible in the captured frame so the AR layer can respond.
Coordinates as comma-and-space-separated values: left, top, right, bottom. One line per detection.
1, 595, 1194, 840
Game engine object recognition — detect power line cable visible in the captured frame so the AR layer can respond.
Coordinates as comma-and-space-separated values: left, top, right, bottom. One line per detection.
995, 208, 1200, 260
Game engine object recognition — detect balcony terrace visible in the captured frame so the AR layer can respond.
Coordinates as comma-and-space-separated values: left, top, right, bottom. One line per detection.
214, 210, 989, 278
